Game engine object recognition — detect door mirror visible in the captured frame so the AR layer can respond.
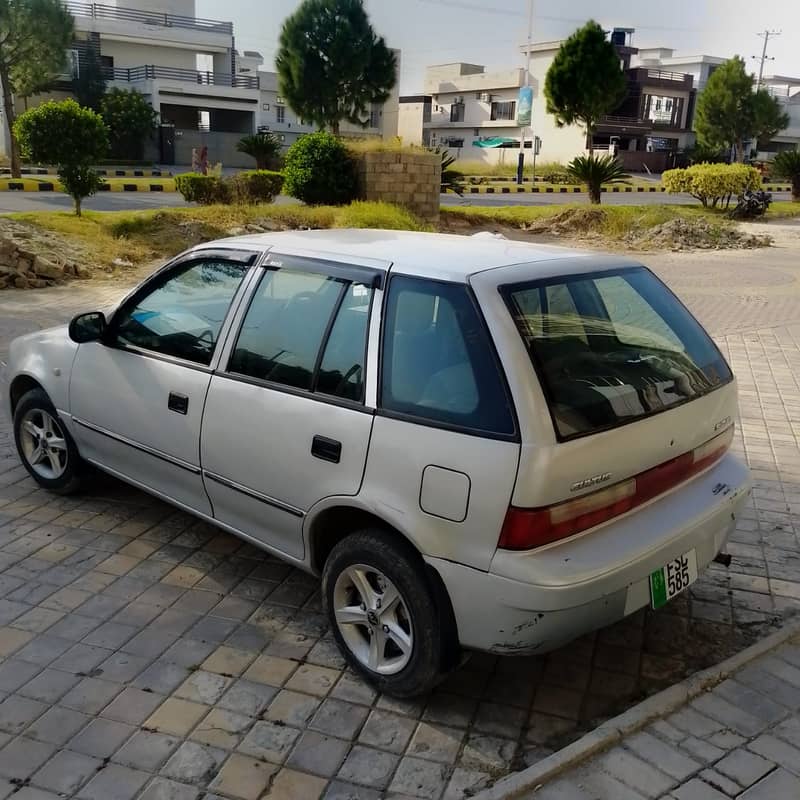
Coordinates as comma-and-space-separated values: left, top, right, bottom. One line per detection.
69, 312, 106, 343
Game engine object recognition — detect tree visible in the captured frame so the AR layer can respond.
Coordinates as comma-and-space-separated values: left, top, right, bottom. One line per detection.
566, 153, 629, 204
750, 90, 790, 153
236, 132, 282, 169
695, 56, 789, 162
73, 47, 107, 111
0, 0, 74, 177
15, 99, 108, 215
544, 20, 627, 154
100, 88, 158, 160
772, 150, 800, 201
276, 0, 397, 136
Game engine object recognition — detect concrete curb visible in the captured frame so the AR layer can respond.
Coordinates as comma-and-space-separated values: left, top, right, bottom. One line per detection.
0, 180, 175, 193
472, 619, 800, 800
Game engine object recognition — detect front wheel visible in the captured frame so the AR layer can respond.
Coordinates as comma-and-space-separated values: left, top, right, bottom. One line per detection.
322, 528, 450, 698
13, 388, 83, 495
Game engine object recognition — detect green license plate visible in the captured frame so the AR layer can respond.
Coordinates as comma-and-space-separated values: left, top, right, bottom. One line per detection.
650, 549, 698, 609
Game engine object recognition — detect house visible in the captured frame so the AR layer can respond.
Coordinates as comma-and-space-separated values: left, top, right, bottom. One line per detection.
254, 50, 402, 147
757, 76, 800, 159
0, 0, 401, 168
400, 62, 531, 164
0, 0, 262, 167
522, 29, 698, 170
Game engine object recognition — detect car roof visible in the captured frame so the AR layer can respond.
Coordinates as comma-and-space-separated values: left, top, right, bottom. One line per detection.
205, 229, 605, 282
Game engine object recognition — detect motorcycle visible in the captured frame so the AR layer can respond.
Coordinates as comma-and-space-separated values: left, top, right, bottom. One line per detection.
729, 190, 772, 220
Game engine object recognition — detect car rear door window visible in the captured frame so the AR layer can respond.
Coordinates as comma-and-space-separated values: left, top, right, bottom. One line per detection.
113, 259, 247, 366
503, 267, 733, 440
381, 276, 515, 436
228, 267, 374, 400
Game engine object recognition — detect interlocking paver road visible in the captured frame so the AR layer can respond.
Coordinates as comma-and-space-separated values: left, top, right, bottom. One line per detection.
0, 226, 799, 799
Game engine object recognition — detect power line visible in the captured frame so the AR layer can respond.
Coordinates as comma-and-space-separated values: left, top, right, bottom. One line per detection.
752, 29, 781, 91
410, 0, 734, 35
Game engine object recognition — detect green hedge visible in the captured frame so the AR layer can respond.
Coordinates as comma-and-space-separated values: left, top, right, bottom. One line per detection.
662, 163, 761, 208
175, 170, 284, 205
229, 170, 284, 204
174, 173, 230, 204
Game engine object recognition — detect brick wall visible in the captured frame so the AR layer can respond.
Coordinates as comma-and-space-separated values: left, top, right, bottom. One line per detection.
355, 151, 441, 221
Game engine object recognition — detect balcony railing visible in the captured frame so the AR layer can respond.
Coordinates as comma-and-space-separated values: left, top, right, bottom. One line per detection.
64, 1, 233, 35
628, 67, 693, 90
110, 65, 258, 89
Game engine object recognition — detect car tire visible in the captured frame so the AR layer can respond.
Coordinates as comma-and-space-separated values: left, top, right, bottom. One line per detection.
322, 528, 450, 698
13, 388, 83, 495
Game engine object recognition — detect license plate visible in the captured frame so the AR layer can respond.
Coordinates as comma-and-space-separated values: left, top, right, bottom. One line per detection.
650, 549, 698, 609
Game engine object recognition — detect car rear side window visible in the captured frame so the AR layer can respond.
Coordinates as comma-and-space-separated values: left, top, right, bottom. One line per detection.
503, 267, 732, 440
381, 276, 515, 436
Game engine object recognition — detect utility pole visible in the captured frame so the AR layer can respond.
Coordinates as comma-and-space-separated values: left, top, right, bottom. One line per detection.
516, 0, 534, 185
753, 30, 780, 92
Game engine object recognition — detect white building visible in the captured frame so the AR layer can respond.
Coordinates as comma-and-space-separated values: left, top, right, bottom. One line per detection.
401, 62, 534, 165
1, 1, 400, 168
254, 51, 401, 147
760, 76, 800, 157
0, 0, 263, 166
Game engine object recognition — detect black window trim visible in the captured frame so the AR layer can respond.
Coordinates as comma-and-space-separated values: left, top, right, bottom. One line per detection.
376, 273, 520, 443
219, 255, 380, 411
498, 265, 734, 443
103, 248, 261, 371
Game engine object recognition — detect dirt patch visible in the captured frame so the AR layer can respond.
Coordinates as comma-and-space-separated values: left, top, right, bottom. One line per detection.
626, 218, 772, 251
524, 207, 608, 237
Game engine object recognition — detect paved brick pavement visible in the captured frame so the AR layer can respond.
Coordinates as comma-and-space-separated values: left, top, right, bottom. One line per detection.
0, 232, 799, 799
528, 633, 800, 799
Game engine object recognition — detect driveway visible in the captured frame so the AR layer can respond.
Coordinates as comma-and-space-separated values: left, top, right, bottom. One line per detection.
0, 224, 799, 799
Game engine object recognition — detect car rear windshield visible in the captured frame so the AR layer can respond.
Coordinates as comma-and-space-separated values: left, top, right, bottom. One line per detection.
502, 267, 733, 440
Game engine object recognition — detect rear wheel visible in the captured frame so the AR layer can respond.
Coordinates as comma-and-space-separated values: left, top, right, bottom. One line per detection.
322, 528, 450, 698
13, 388, 83, 495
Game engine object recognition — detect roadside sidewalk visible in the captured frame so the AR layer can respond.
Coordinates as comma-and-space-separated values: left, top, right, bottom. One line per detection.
483, 625, 800, 799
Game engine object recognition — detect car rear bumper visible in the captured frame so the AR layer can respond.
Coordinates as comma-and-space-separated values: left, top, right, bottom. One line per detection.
428, 452, 751, 655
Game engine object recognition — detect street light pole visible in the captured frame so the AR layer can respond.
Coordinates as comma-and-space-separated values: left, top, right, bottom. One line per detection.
516, 0, 534, 185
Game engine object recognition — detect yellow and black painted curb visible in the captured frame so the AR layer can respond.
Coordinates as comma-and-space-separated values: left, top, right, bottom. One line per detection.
465, 184, 793, 194
0, 168, 170, 177
0, 179, 175, 192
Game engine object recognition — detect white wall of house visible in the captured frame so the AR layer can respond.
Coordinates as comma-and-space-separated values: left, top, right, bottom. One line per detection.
398, 98, 430, 146
101, 40, 198, 71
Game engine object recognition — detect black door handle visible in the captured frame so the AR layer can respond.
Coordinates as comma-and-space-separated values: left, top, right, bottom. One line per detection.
311, 435, 341, 464
168, 392, 189, 415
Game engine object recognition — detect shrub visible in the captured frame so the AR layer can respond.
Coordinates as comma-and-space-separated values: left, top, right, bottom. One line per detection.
236, 133, 283, 170
283, 132, 358, 205
663, 163, 761, 208
100, 88, 158, 160
229, 170, 284, 204
566, 154, 629, 204
174, 173, 230, 205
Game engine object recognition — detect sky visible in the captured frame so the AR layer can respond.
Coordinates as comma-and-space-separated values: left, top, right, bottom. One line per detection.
196, 0, 800, 93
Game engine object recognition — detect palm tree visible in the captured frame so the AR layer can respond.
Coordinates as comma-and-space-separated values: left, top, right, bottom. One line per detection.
566, 153, 630, 204
236, 132, 283, 170
772, 150, 800, 201
430, 146, 464, 196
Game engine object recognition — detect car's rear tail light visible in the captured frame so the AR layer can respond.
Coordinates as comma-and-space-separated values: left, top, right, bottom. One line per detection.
498, 426, 735, 551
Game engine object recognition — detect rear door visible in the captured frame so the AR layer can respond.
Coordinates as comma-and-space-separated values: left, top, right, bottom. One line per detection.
200, 253, 384, 560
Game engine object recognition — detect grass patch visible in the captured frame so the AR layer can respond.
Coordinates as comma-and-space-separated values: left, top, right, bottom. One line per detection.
454, 159, 566, 178
766, 200, 800, 219
10, 201, 430, 267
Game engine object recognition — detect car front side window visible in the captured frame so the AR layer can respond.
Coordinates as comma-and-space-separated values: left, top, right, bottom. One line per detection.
112, 259, 248, 366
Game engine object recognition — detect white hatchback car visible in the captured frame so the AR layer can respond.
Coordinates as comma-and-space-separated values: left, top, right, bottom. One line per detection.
1, 230, 750, 697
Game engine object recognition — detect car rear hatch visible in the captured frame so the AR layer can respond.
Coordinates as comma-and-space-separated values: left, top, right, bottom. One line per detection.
470, 256, 740, 554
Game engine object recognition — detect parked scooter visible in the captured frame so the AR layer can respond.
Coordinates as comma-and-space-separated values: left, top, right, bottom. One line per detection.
729, 190, 772, 219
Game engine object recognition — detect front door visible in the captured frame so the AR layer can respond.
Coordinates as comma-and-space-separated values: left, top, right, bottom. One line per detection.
69, 252, 256, 514
200, 254, 381, 560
